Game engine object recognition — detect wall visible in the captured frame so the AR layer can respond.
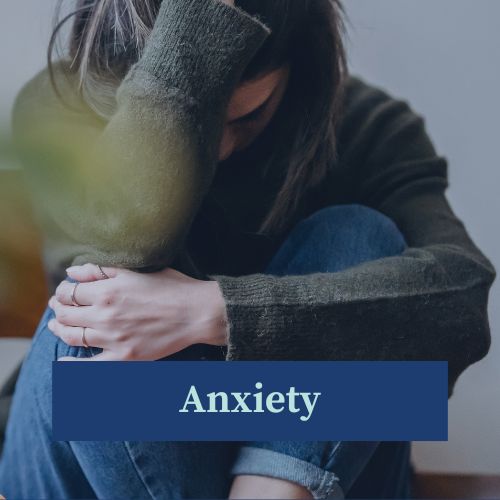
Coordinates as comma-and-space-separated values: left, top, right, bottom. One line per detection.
1, 0, 499, 474
344, 0, 500, 474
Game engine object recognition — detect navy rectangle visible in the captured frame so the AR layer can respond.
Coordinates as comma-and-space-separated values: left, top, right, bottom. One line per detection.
52, 361, 448, 441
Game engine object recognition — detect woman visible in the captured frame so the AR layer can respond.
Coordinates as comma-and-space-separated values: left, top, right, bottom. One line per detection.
0, 0, 495, 498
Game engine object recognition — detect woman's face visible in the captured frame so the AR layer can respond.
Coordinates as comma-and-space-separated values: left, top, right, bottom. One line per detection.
219, 64, 291, 161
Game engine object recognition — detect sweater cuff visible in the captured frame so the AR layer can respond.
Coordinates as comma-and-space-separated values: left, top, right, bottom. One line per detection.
208, 273, 284, 361
130, 0, 271, 108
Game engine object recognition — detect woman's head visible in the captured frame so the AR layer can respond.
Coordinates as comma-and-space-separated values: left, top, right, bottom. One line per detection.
220, 64, 291, 161
50, 0, 346, 234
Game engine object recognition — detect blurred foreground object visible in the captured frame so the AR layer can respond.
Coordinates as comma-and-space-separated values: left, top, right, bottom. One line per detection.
412, 472, 500, 499
0, 151, 48, 338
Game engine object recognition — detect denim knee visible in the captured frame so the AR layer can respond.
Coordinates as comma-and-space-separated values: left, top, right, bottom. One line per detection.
298, 204, 406, 255
266, 204, 407, 276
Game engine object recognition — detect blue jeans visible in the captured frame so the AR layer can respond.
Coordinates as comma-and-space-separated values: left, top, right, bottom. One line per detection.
0, 205, 410, 499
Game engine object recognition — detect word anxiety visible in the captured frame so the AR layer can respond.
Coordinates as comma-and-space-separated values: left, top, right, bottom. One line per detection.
179, 382, 321, 422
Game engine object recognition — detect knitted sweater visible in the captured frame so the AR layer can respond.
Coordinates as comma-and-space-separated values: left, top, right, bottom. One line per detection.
12, 0, 495, 394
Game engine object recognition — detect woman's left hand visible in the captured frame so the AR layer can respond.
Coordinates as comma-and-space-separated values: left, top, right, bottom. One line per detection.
48, 264, 229, 361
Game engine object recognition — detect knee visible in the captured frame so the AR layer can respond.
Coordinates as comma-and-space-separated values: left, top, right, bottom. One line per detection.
299, 204, 407, 257
306, 204, 400, 231
266, 205, 407, 275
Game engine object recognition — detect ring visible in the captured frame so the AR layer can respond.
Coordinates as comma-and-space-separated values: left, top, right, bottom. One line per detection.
97, 264, 109, 280
81, 327, 90, 349
71, 282, 82, 307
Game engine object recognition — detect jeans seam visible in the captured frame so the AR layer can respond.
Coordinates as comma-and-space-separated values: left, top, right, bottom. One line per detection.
322, 441, 342, 468
123, 442, 155, 499
29, 310, 55, 425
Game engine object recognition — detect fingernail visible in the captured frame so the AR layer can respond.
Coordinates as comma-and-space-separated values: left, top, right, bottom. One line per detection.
66, 266, 78, 273
48, 319, 55, 331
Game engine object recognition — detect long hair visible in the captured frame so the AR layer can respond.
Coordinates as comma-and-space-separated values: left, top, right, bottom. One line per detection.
49, 0, 347, 235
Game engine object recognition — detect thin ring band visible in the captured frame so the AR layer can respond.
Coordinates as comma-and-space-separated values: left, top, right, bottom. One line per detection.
71, 282, 82, 307
97, 264, 109, 280
81, 327, 90, 349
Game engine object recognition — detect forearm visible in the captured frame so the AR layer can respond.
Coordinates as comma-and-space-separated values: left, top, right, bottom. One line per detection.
14, 0, 270, 274
209, 190, 495, 395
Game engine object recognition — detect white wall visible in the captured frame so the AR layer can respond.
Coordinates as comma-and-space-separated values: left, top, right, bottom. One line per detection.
344, 0, 500, 474
1, 0, 499, 475
0, 0, 59, 125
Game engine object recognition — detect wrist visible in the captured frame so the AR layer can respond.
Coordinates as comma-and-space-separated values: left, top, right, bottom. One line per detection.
200, 280, 230, 347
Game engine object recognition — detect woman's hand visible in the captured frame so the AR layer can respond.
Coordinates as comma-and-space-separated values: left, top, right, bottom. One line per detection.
47, 264, 229, 361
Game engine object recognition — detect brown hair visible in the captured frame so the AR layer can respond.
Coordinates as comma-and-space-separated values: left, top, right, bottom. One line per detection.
49, 0, 347, 234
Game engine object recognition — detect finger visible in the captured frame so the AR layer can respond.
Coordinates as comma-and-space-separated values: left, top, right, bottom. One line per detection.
58, 351, 123, 362
49, 295, 57, 311
50, 299, 98, 328
48, 319, 103, 349
66, 263, 120, 282
55, 280, 105, 307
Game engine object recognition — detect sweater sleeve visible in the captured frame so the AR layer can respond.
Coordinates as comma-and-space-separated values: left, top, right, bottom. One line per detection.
209, 79, 496, 395
12, 0, 270, 277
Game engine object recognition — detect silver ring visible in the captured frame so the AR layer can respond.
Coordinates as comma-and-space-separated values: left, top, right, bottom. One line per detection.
81, 327, 90, 349
71, 282, 82, 307
97, 264, 109, 280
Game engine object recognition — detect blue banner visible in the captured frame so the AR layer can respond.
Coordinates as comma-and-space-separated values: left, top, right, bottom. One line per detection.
52, 361, 448, 441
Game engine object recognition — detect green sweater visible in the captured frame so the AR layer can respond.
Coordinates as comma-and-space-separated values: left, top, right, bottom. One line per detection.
12, 0, 495, 394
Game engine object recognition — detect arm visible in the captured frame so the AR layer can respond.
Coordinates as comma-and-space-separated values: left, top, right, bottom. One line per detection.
12, 0, 270, 276
208, 80, 496, 395
47, 80, 496, 389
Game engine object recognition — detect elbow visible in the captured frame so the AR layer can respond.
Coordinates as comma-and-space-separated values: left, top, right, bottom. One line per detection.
464, 260, 496, 365
446, 284, 493, 396
71, 220, 186, 272
457, 306, 491, 368
444, 246, 496, 372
